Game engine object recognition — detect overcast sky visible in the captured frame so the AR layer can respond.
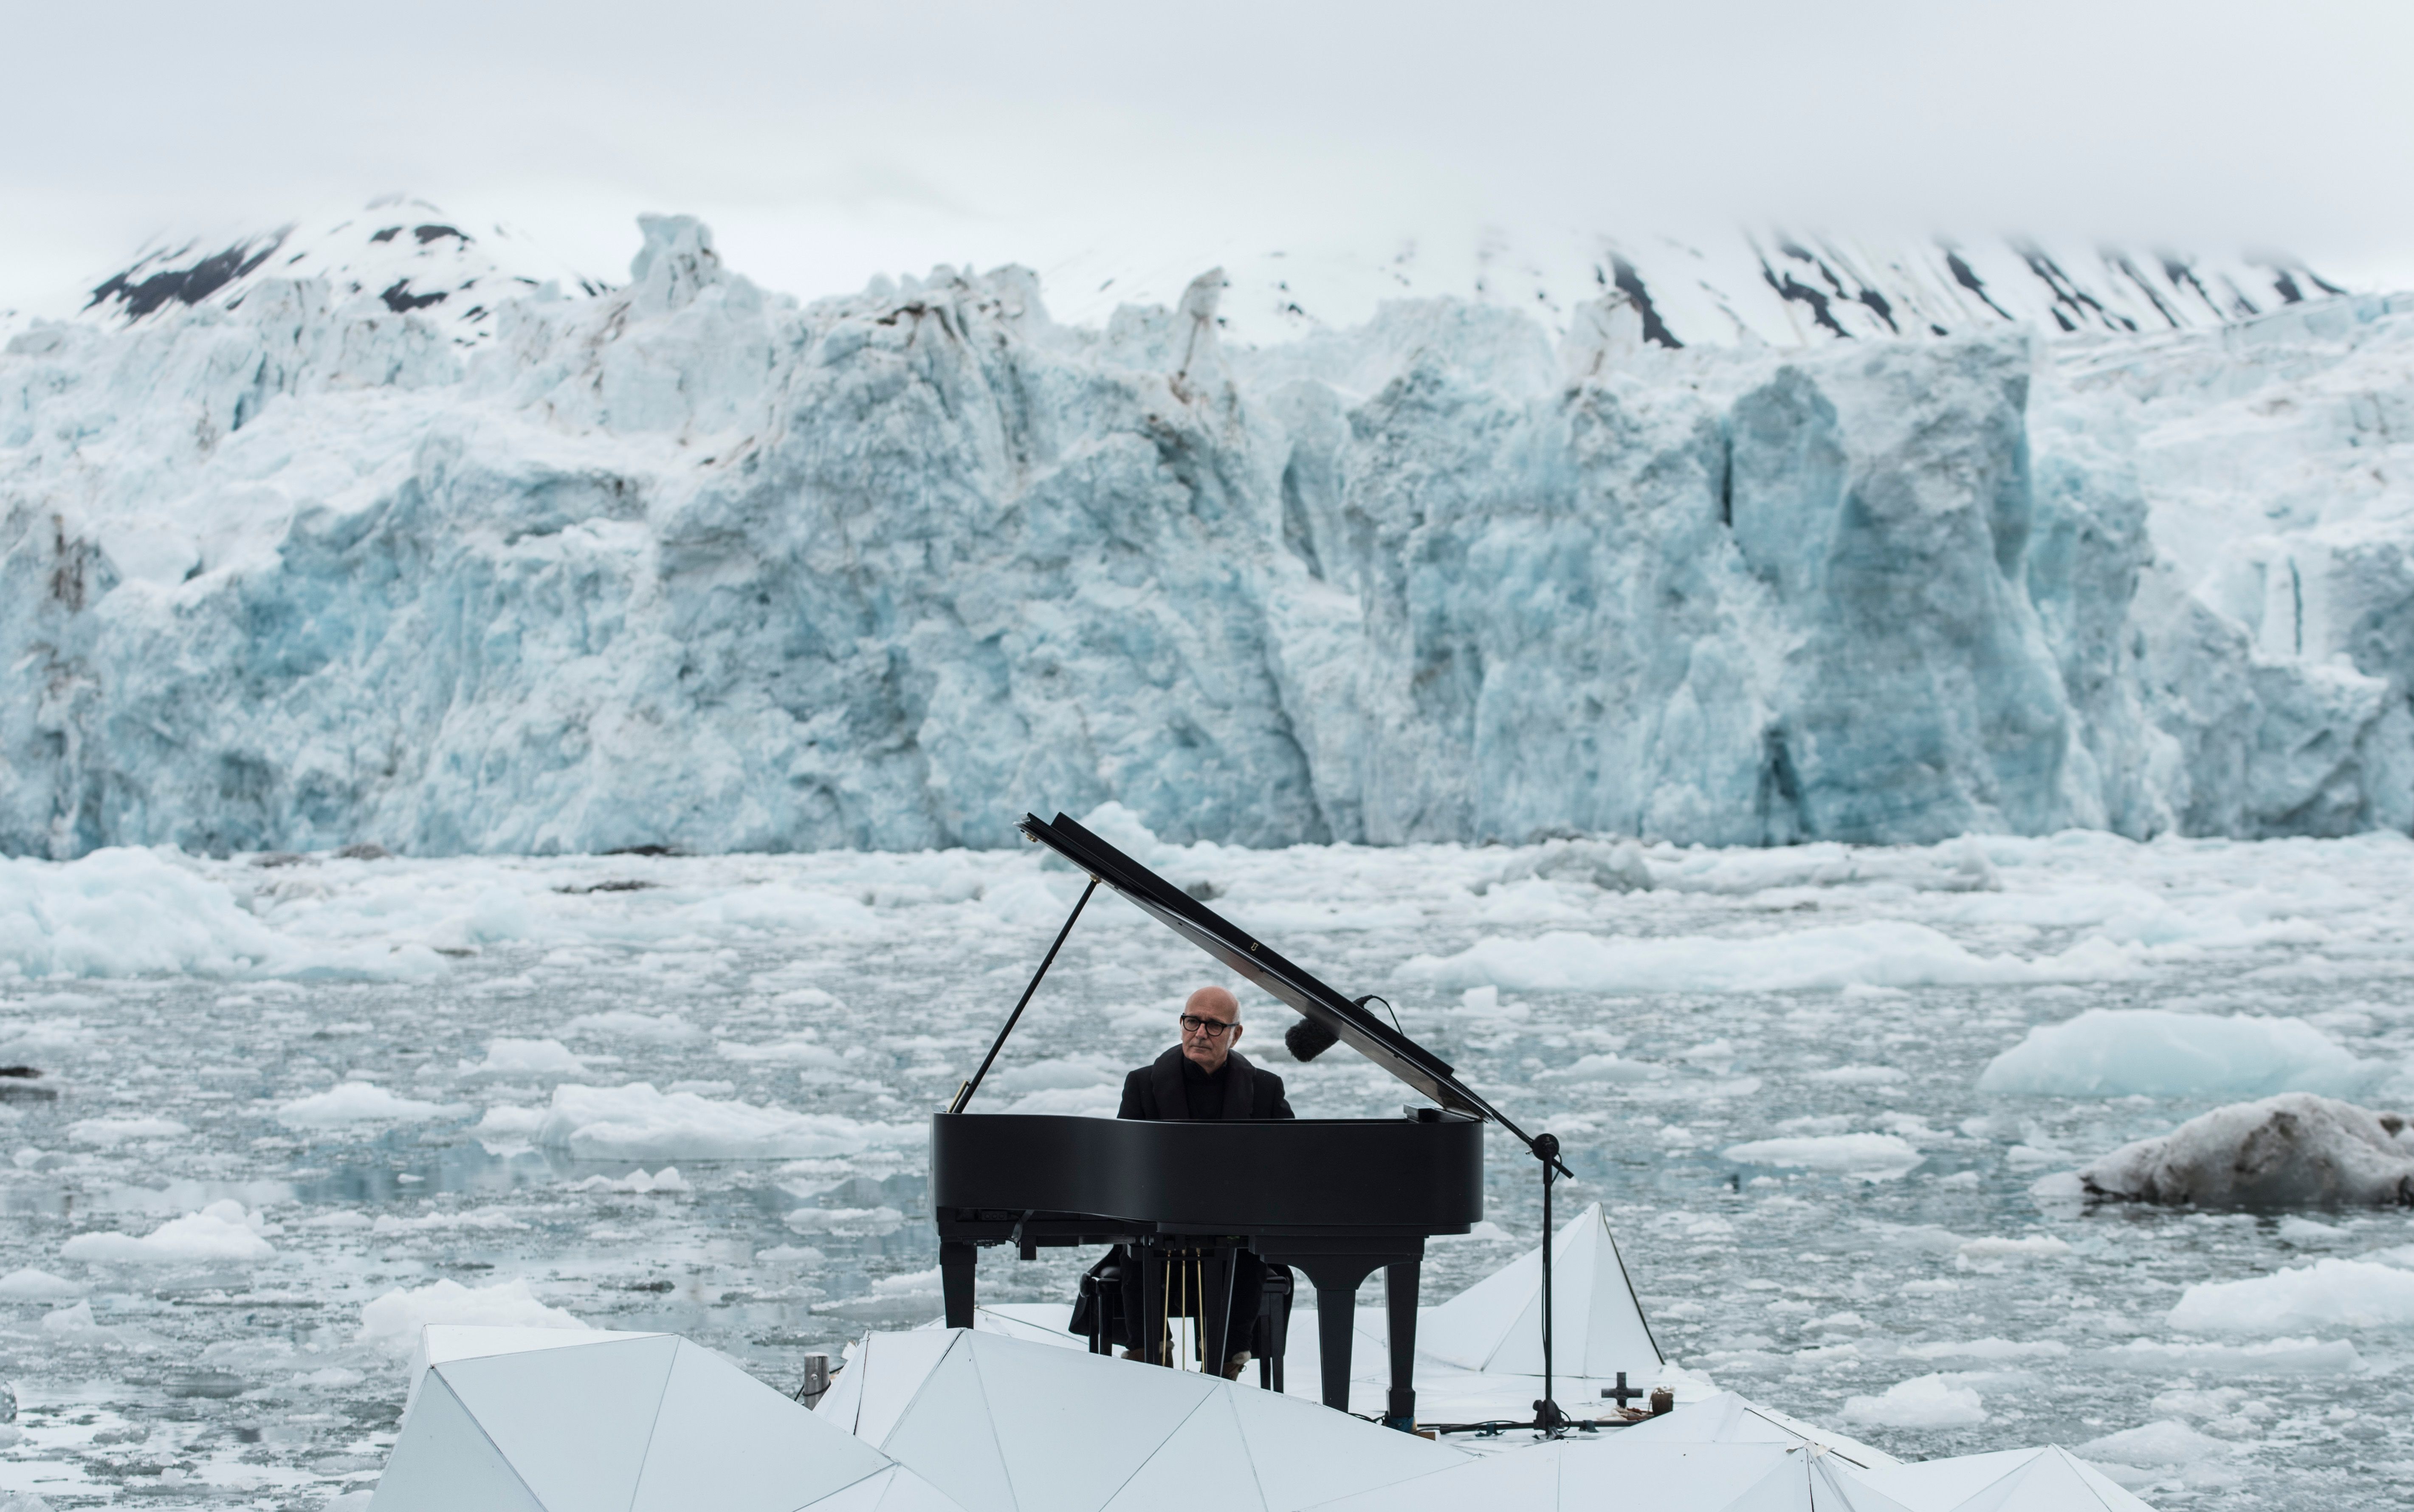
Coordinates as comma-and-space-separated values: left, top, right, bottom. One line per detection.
7, 0, 2411, 312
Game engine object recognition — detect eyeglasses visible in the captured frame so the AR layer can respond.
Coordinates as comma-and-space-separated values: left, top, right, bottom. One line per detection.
1178, 1014, 1238, 1037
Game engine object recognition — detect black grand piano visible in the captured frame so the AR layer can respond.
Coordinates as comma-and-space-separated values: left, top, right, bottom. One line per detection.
931, 812, 1565, 1429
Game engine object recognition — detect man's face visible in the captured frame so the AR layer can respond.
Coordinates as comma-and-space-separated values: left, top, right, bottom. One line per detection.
1180, 988, 1242, 1073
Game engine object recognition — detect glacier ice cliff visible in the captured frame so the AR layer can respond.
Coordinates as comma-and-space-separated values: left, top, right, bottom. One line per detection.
4, 213, 2413, 856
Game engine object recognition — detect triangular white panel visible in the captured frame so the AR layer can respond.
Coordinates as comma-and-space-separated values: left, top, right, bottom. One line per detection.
1616, 1391, 1902, 1470
1810, 1454, 1917, 1512
1098, 1393, 1262, 1512
1420, 1203, 1659, 1379
1554, 1441, 1804, 1510
1849, 1446, 2030, 1509
406, 1326, 657, 1418
801, 1467, 900, 1512
879, 1346, 1015, 1512
440, 1334, 680, 1512
370, 1372, 545, 1512
1226, 1374, 1467, 1509
1298, 1438, 1560, 1512
630, 1339, 894, 1512
969, 1333, 1212, 1512
854, 1330, 967, 1447
1949, 1447, 2151, 1512
1850, 1444, 2149, 1512
871, 1465, 977, 1512
1715, 1453, 1817, 1512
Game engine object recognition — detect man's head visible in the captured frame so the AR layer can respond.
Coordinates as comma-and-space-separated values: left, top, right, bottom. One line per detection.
1179, 985, 1242, 1073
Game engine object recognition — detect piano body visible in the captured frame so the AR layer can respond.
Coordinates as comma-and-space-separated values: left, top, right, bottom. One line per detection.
931, 812, 1555, 1428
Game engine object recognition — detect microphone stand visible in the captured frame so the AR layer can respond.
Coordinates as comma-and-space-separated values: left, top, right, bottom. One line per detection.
1531, 1132, 1571, 1436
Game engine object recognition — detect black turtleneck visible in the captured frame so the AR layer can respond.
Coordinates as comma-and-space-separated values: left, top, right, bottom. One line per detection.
1179, 1053, 1230, 1120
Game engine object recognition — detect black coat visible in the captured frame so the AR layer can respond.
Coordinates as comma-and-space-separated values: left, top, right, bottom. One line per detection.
1116, 1045, 1294, 1121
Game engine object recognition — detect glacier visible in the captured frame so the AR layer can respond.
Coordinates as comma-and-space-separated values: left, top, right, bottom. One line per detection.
4, 211, 2412, 857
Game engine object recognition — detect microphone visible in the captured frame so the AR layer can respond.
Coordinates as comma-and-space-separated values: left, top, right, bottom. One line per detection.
1285, 1016, 1340, 1062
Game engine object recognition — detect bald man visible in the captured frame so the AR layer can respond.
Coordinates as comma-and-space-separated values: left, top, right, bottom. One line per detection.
1100, 986, 1293, 1377
1115, 985, 1296, 1121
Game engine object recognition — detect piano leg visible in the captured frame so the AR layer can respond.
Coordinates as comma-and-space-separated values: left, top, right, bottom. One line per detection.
1199, 1247, 1236, 1378
941, 1240, 977, 1330
1384, 1261, 1419, 1430
1139, 1246, 1166, 1365
1313, 1281, 1357, 1412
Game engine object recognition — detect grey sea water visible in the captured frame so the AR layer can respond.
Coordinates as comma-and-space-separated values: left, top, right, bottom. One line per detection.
2, 829, 2411, 1508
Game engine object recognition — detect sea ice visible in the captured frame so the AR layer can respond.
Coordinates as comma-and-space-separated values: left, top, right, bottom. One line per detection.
356, 1279, 589, 1355
461, 1038, 588, 1076
2073, 1093, 2414, 1207
1842, 1374, 1990, 1428
536, 1081, 913, 1161
0, 1267, 83, 1300
59, 1202, 275, 1264
1976, 1010, 2374, 1098
1723, 1133, 1926, 1180
2168, 1259, 2414, 1333
1407, 921, 2133, 995
2075, 1419, 2233, 1468
274, 1082, 469, 1128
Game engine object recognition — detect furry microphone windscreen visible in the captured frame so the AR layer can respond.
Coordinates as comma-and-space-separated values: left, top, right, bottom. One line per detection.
1285, 1016, 1340, 1062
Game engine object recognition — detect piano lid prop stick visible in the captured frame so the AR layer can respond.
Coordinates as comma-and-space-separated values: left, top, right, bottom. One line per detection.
948, 876, 1100, 1115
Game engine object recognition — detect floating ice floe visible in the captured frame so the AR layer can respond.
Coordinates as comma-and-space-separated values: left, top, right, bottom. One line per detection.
65, 1116, 189, 1146
2070, 1093, 2414, 1207
2167, 1258, 2414, 1333
275, 1082, 469, 1128
0, 1267, 84, 1300
1977, 1010, 2375, 1098
59, 1201, 274, 1265
535, 1082, 913, 1162
0, 848, 446, 980
1404, 921, 2135, 995
358, 1280, 589, 1357
1722, 1133, 1926, 1181
1843, 1374, 1989, 1429
461, 1038, 588, 1077
375, 1325, 951, 1512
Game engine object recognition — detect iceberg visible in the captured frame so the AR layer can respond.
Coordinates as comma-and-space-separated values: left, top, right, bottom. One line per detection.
3, 209, 2411, 857
1976, 1009, 2374, 1098
2073, 1093, 2414, 1207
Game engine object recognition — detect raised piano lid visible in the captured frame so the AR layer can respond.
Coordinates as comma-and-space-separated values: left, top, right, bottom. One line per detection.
1018, 811, 1535, 1143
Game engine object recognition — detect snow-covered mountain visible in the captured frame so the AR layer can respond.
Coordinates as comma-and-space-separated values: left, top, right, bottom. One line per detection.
3, 205, 2410, 857
1041, 229, 2349, 350
34, 196, 601, 350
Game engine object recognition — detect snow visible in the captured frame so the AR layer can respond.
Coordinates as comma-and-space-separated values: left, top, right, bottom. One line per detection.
59, 1201, 275, 1264
2074, 1093, 2414, 1207
1842, 1374, 1990, 1428
274, 1082, 468, 1128
6, 208, 2414, 858
1976, 1010, 2375, 1098
2167, 1258, 2414, 1333
356, 1279, 589, 1356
